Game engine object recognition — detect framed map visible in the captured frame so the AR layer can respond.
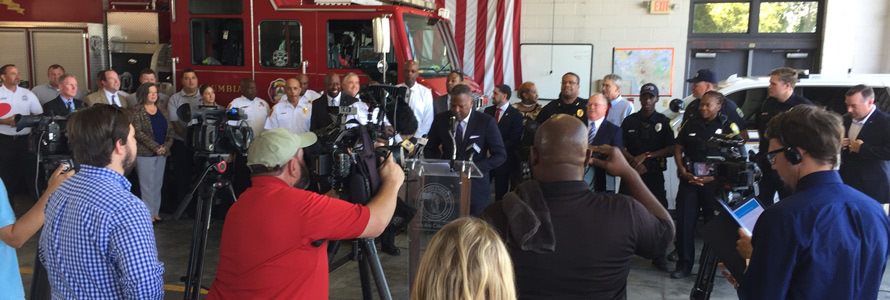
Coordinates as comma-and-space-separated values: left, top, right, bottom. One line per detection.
612, 48, 674, 96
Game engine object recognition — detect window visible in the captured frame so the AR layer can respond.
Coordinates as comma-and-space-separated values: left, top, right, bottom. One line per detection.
190, 19, 244, 66
326, 20, 396, 81
404, 14, 455, 77
692, 3, 751, 33
260, 21, 302, 68
758, 2, 818, 33
189, 0, 242, 14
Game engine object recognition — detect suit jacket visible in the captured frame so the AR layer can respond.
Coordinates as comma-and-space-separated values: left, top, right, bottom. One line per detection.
85, 90, 129, 108
840, 109, 890, 203
433, 95, 450, 116
484, 104, 523, 172
42, 96, 85, 117
589, 120, 624, 192
309, 93, 358, 131
425, 111, 507, 215
129, 104, 174, 157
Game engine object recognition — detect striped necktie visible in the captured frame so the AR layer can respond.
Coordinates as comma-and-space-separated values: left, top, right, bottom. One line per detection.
588, 123, 597, 145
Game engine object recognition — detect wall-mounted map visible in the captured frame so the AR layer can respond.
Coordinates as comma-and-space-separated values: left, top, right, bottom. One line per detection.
612, 48, 674, 96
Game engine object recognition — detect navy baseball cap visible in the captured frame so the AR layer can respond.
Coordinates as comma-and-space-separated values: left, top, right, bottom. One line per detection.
640, 83, 659, 98
686, 69, 718, 84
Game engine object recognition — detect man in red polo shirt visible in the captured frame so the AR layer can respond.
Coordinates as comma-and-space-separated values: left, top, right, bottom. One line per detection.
207, 128, 404, 299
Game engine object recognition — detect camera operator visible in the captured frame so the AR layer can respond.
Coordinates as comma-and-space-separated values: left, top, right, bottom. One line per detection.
0, 64, 43, 199
730, 105, 889, 299
207, 128, 404, 299
39, 104, 164, 299
671, 91, 743, 279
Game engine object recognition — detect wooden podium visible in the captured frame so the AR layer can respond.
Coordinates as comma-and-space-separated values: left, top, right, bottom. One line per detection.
403, 159, 482, 290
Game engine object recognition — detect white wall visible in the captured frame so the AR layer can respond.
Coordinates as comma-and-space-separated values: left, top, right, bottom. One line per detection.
520, 0, 690, 105
822, 0, 890, 74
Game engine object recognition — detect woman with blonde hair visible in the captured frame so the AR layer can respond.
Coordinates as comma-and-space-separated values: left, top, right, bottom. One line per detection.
412, 217, 516, 300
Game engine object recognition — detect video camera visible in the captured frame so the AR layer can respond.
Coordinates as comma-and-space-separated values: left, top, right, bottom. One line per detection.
704, 133, 761, 194
15, 114, 75, 172
177, 105, 254, 156
310, 84, 423, 205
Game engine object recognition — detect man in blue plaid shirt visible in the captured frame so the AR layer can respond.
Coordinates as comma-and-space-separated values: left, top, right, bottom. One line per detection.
39, 104, 164, 299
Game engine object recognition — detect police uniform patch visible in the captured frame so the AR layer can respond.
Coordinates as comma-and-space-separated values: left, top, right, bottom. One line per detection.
655, 123, 662, 132
576, 109, 583, 118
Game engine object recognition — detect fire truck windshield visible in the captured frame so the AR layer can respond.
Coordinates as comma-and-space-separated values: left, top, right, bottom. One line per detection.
403, 14, 456, 77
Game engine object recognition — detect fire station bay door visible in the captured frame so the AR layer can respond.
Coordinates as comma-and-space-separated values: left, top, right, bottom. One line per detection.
30, 29, 90, 94
0, 28, 89, 93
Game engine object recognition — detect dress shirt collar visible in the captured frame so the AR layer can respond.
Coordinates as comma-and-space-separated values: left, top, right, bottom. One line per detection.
496, 101, 510, 113
610, 95, 625, 105
795, 170, 842, 192
589, 117, 604, 130
79, 164, 132, 191
104, 89, 118, 101
854, 105, 877, 125
61, 95, 74, 103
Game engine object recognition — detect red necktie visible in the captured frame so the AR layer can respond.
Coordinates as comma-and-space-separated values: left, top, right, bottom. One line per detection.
495, 108, 502, 123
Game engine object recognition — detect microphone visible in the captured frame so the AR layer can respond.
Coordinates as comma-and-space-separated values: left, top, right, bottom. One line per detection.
448, 112, 458, 162
465, 143, 481, 162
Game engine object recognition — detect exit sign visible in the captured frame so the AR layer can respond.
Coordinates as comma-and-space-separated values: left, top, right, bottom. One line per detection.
649, 0, 671, 14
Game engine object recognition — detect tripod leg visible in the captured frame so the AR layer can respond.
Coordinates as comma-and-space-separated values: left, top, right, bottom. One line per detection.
361, 239, 393, 300
173, 170, 207, 220
358, 249, 373, 300
691, 244, 720, 300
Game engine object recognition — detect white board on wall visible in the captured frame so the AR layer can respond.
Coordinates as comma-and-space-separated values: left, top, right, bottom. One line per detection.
520, 43, 593, 100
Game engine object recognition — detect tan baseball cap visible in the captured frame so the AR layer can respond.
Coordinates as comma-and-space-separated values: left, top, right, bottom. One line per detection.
247, 128, 317, 168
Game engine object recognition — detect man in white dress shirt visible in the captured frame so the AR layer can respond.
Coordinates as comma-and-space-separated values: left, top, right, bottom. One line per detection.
228, 78, 270, 136
398, 61, 433, 138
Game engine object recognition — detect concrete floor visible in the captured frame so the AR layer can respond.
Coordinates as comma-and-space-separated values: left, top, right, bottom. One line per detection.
10, 194, 890, 299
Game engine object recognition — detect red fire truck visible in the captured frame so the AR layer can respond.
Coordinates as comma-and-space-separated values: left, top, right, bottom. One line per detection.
172, 0, 476, 105
0, 0, 477, 106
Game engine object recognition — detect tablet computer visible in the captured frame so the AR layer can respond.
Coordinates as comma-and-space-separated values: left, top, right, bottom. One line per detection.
717, 197, 765, 236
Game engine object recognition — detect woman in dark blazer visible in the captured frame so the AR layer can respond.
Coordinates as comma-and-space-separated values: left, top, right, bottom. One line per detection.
130, 82, 174, 222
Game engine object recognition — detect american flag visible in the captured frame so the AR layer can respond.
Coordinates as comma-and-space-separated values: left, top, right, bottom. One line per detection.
437, 0, 523, 96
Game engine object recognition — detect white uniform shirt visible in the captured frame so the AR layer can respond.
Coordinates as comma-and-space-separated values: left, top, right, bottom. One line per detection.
398, 83, 434, 137
229, 96, 270, 136
304, 89, 322, 101
264, 98, 313, 134
0, 85, 43, 136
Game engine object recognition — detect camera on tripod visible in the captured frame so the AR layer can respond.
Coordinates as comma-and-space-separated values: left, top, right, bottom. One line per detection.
311, 84, 421, 204
15, 114, 75, 172
178, 105, 254, 156
704, 133, 761, 194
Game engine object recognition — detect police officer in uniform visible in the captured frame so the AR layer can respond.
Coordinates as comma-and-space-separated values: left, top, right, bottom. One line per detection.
670, 91, 743, 279
620, 84, 675, 210
620, 83, 675, 271
755, 67, 812, 207
682, 69, 745, 134
536, 72, 587, 125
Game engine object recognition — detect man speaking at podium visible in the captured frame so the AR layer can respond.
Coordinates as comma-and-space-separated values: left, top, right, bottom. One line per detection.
425, 84, 506, 215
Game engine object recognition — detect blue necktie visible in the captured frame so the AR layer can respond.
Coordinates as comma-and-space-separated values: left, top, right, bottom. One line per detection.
588, 123, 597, 145
66, 101, 74, 112
456, 121, 464, 146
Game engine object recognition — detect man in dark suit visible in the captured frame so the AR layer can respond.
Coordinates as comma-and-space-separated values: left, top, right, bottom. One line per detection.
840, 85, 890, 204
433, 71, 464, 115
42, 74, 85, 116
309, 72, 358, 132
585, 93, 623, 192
484, 84, 523, 201
425, 84, 506, 215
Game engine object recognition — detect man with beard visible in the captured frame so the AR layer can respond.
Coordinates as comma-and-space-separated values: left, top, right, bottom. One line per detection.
207, 128, 404, 298
39, 104, 164, 299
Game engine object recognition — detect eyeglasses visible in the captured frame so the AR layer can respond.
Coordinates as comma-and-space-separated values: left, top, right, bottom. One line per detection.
766, 147, 786, 165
